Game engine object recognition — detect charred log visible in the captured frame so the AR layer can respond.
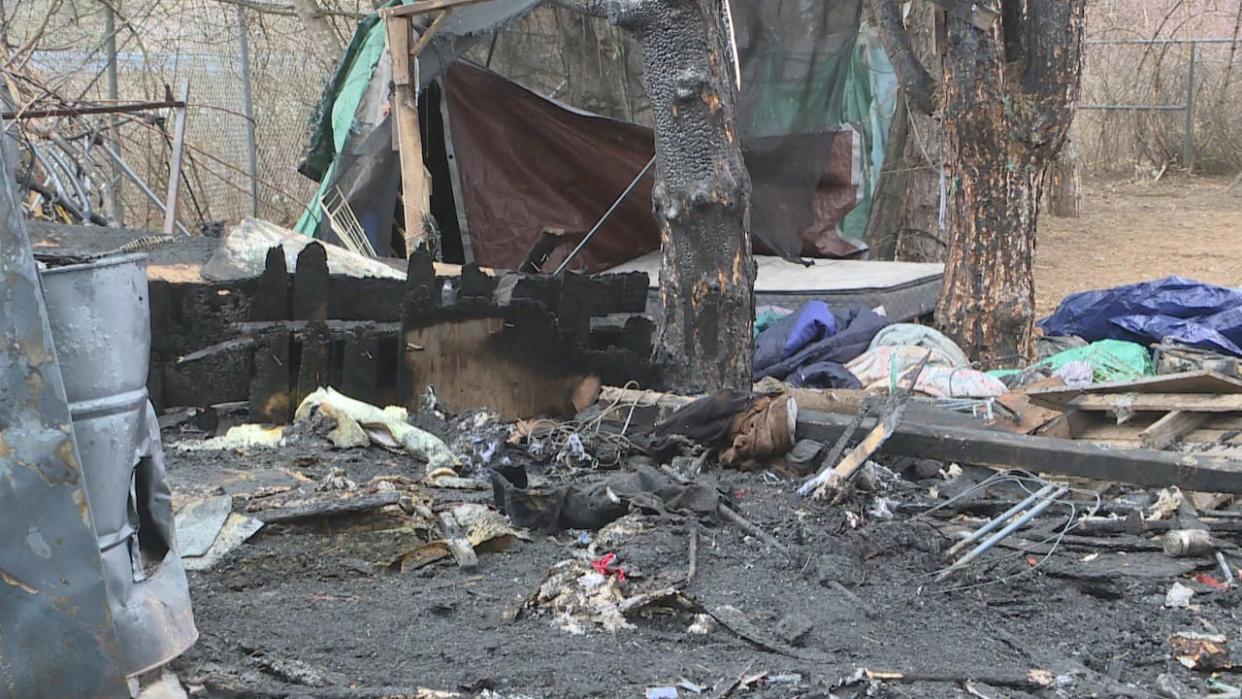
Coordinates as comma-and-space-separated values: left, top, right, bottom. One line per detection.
556, 0, 754, 392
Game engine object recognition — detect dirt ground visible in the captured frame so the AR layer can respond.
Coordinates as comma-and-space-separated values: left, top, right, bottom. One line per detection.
1035, 175, 1242, 317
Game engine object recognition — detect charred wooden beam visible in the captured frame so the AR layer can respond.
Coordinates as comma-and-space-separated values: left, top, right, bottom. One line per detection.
796, 410, 1242, 493
250, 330, 292, 423
341, 327, 380, 405
296, 321, 332, 407
251, 246, 289, 321
292, 242, 329, 321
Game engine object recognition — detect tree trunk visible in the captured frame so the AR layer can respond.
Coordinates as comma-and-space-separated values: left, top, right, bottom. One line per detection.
871, 0, 1084, 367
1045, 138, 1082, 218
934, 2, 1085, 367
863, 95, 908, 259
289, 0, 345, 71
559, 0, 754, 392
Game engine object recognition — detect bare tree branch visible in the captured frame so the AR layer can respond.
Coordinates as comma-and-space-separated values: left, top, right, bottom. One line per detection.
866, 0, 938, 115
207, 0, 365, 20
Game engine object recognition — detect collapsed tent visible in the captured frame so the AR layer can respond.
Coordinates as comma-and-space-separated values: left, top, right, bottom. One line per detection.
294, 0, 898, 272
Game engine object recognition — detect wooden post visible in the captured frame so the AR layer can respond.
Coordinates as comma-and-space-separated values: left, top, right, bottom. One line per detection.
251, 246, 290, 321
292, 242, 329, 321
163, 80, 190, 236
341, 326, 379, 405
297, 321, 332, 406
385, 14, 432, 256
250, 330, 292, 423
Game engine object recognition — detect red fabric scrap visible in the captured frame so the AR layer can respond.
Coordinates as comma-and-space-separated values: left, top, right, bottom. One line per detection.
591, 552, 627, 582
1194, 573, 1229, 591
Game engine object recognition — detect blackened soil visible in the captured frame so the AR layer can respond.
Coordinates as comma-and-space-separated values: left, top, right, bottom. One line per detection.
167, 434, 1242, 698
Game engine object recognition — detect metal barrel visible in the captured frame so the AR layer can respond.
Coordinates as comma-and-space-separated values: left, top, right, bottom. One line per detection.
41, 252, 198, 676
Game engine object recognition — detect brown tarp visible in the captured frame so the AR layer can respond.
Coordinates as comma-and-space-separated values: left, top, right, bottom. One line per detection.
444, 63, 862, 272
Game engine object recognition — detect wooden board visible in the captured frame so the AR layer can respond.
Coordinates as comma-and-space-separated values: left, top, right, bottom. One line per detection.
991, 376, 1065, 434
1067, 393, 1242, 413
796, 409, 1242, 493
403, 317, 589, 420
385, 14, 432, 253
1140, 410, 1213, 450
1028, 370, 1242, 411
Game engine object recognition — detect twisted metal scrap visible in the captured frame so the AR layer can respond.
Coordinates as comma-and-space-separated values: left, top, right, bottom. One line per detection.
0, 135, 128, 697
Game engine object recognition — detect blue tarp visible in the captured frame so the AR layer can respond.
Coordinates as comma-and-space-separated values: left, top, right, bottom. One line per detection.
1038, 277, 1242, 357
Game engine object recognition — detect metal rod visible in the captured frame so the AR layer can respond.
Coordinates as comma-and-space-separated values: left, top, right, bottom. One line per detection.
945, 484, 1056, 557
104, 1, 122, 225
1183, 42, 1197, 171
236, 7, 260, 218
552, 154, 655, 275
98, 141, 193, 236
163, 81, 190, 236
937, 487, 1069, 581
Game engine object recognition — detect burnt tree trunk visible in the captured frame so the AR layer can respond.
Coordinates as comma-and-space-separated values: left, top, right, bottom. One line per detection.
870, 0, 1084, 367
557, 0, 754, 392
1045, 138, 1082, 218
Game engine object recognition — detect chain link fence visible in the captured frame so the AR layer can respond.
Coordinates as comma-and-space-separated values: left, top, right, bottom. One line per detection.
4, 0, 349, 230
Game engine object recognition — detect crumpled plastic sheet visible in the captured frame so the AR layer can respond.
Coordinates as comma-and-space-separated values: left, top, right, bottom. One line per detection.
202, 217, 404, 281
1038, 276, 1242, 357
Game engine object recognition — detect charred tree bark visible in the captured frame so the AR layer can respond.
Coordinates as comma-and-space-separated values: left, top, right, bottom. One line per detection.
870, 0, 1084, 367
556, 0, 754, 392
1045, 138, 1082, 218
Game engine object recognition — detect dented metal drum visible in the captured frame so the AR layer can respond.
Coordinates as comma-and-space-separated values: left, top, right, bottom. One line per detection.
41, 253, 198, 676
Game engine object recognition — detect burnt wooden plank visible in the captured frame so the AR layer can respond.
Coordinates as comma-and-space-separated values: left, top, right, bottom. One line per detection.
1028, 370, 1242, 411
328, 276, 404, 322
251, 246, 289, 321
1140, 410, 1213, 450
341, 326, 380, 404
797, 409, 1242, 493
296, 321, 332, 407
1069, 393, 1242, 413
292, 242, 329, 321
250, 330, 292, 423
235, 320, 401, 335
458, 262, 495, 300
254, 491, 401, 524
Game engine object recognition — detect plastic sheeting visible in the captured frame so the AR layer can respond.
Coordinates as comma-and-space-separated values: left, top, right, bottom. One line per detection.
296, 0, 875, 266
205, 218, 405, 281
1033, 339, 1155, 384
1038, 277, 1242, 357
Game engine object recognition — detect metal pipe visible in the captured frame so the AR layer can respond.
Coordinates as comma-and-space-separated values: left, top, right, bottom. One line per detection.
937, 487, 1069, 581
163, 80, 190, 236
236, 7, 260, 218
98, 140, 194, 236
552, 154, 655, 275
945, 484, 1056, 557
1183, 42, 1197, 171
104, 1, 122, 224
